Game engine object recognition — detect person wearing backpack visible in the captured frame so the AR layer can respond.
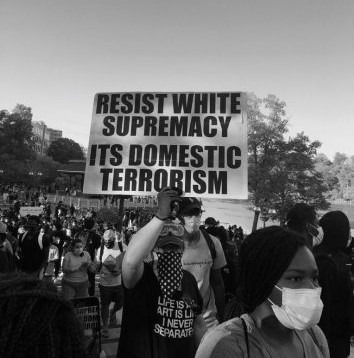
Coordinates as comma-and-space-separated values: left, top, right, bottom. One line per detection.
95, 229, 126, 337
179, 198, 227, 336
314, 211, 354, 358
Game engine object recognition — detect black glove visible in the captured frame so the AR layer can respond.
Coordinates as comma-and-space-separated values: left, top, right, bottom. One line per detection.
156, 187, 181, 221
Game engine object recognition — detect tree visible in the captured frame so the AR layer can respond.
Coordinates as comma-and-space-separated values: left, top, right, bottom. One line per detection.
48, 138, 84, 164
0, 104, 35, 160
247, 93, 329, 225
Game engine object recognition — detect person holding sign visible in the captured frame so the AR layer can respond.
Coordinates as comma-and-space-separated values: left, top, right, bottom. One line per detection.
118, 187, 203, 358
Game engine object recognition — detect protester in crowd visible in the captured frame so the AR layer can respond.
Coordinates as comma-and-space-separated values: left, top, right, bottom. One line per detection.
118, 187, 203, 358
74, 218, 102, 296
286, 203, 320, 249
95, 229, 126, 337
196, 226, 329, 358
0, 272, 88, 358
314, 211, 354, 358
51, 221, 66, 282
0, 222, 12, 273
17, 216, 50, 276
179, 198, 227, 335
61, 238, 92, 300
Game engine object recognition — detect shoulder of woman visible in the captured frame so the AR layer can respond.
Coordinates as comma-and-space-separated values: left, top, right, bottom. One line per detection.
83, 251, 91, 259
196, 318, 247, 358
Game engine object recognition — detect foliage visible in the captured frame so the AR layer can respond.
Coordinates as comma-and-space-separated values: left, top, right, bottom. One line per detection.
0, 104, 35, 161
247, 93, 330, 224
48, 137, 84, 164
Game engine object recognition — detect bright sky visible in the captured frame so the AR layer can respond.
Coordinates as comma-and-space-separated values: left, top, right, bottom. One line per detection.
1, 0, 353, 161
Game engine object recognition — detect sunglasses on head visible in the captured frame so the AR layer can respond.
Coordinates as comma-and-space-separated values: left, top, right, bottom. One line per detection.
184, 208, 202, 217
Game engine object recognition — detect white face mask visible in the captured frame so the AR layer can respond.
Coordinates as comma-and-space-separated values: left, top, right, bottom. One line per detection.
268, 285, 323, 330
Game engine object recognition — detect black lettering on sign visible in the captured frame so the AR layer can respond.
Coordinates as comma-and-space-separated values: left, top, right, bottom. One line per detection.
124, 169, 137, 191
121, 93, 134, 114
230, 93, 241, 113
194, 93, 208, 114
227, 147, 241, 168
154, 169, 168, 191
204, 116, 217, 137
190, 145, 203, 168
179, 145, 189, 167
102, 116, 115, 136
113, 169, 123, 191
170, 116, 188, 136
159, 145, 178, 166
110, 144, 123, 166
100, 169, 112, 191
144, 145, 158, 166
129, 145, 142, 165
219, 116, 232, 137
188, 117, 203, 137
98, 144, 110, 165
89, 145, 97, 166
156, 93, 168, 113
110, 94, 121, 114
96, 94, 109, 114
139, 169, 153, 192
144, 116, 158, 136
193, 170, 207, 194
209, 171, 227, 194
217, 93, 229, 113
142, 93, 155, 114
131, 116, 144, 136
172, 93, 193, 114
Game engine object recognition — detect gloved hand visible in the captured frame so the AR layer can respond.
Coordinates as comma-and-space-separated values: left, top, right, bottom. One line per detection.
156, 187, 181, 221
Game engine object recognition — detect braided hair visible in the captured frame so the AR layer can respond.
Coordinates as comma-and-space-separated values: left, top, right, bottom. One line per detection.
238, 226, 305, 313
0, 273, 87, 358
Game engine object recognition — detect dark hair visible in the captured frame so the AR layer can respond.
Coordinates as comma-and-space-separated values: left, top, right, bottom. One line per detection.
84, 218, 95, 230
71, 238, 83, 249
0, 273, 87, 358
286, 203, 316, 232
238, 226, 305, 313
319, 211, 350, 250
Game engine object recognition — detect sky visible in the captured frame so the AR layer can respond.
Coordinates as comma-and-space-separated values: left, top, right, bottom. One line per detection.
0, 0, 353, 161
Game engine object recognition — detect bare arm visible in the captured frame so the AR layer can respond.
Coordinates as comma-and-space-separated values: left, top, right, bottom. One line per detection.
122, 187, 180, 289
122, 216, 165, 289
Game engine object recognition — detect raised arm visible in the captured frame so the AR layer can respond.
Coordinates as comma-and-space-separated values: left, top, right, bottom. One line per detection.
122, 188, 180, 289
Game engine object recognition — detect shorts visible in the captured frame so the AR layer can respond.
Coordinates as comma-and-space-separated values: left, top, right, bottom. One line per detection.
99, 284, 123, 309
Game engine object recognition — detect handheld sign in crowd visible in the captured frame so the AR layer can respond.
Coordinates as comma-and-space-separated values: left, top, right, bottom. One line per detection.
19, 206, 44, 217
71, 297, 102, 357
84, 92, 248, 199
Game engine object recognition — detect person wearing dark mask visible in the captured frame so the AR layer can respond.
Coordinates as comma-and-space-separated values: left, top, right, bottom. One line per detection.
286, 203, 322, 250
314, 211, 354, 358
61, 238, 92, 300
95, 229, 127, 337
17, 217, 49, 276
196, 226, 329, 358
118, 187, 203, 358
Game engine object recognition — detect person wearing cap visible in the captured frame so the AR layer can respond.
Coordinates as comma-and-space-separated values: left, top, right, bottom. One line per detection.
95, 229, 127, 338
313, 211, 354, 358
118, 187, 203, 358
179, 198, 227, 335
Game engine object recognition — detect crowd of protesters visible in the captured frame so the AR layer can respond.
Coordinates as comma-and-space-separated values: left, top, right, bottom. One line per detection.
0, 186, 353, 358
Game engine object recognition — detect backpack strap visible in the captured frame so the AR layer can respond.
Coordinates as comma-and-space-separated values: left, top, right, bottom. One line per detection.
241, 318, 250, 358
200, 227, 217, 261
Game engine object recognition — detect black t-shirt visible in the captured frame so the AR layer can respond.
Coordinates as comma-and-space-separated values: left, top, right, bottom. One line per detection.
117, 262, 203, 358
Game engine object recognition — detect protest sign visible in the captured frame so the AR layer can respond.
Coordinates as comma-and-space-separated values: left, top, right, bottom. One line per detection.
84, 92, 248, 199
19, 206, 44, 217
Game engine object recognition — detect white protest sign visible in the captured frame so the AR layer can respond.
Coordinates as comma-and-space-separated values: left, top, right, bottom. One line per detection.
83, 92, 248, 199
20, 206, 44, 217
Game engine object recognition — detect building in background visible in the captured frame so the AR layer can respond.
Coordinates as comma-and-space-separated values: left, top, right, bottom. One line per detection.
32, 121, 62, 156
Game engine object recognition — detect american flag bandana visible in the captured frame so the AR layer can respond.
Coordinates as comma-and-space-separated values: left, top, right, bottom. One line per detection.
157, 251, 183, 297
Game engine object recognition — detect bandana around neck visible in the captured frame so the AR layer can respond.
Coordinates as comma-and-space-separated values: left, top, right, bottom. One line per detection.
157, 251, 183, 297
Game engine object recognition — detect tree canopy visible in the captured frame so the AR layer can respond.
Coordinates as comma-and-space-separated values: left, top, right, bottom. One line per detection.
247, 93, 329, 224
48, 137, 84, 164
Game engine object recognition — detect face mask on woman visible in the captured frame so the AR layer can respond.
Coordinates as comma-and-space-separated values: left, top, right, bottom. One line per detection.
268, 285, 323, 330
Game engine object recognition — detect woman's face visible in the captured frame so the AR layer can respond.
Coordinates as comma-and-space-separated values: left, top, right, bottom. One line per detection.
268, 246, 319, 306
